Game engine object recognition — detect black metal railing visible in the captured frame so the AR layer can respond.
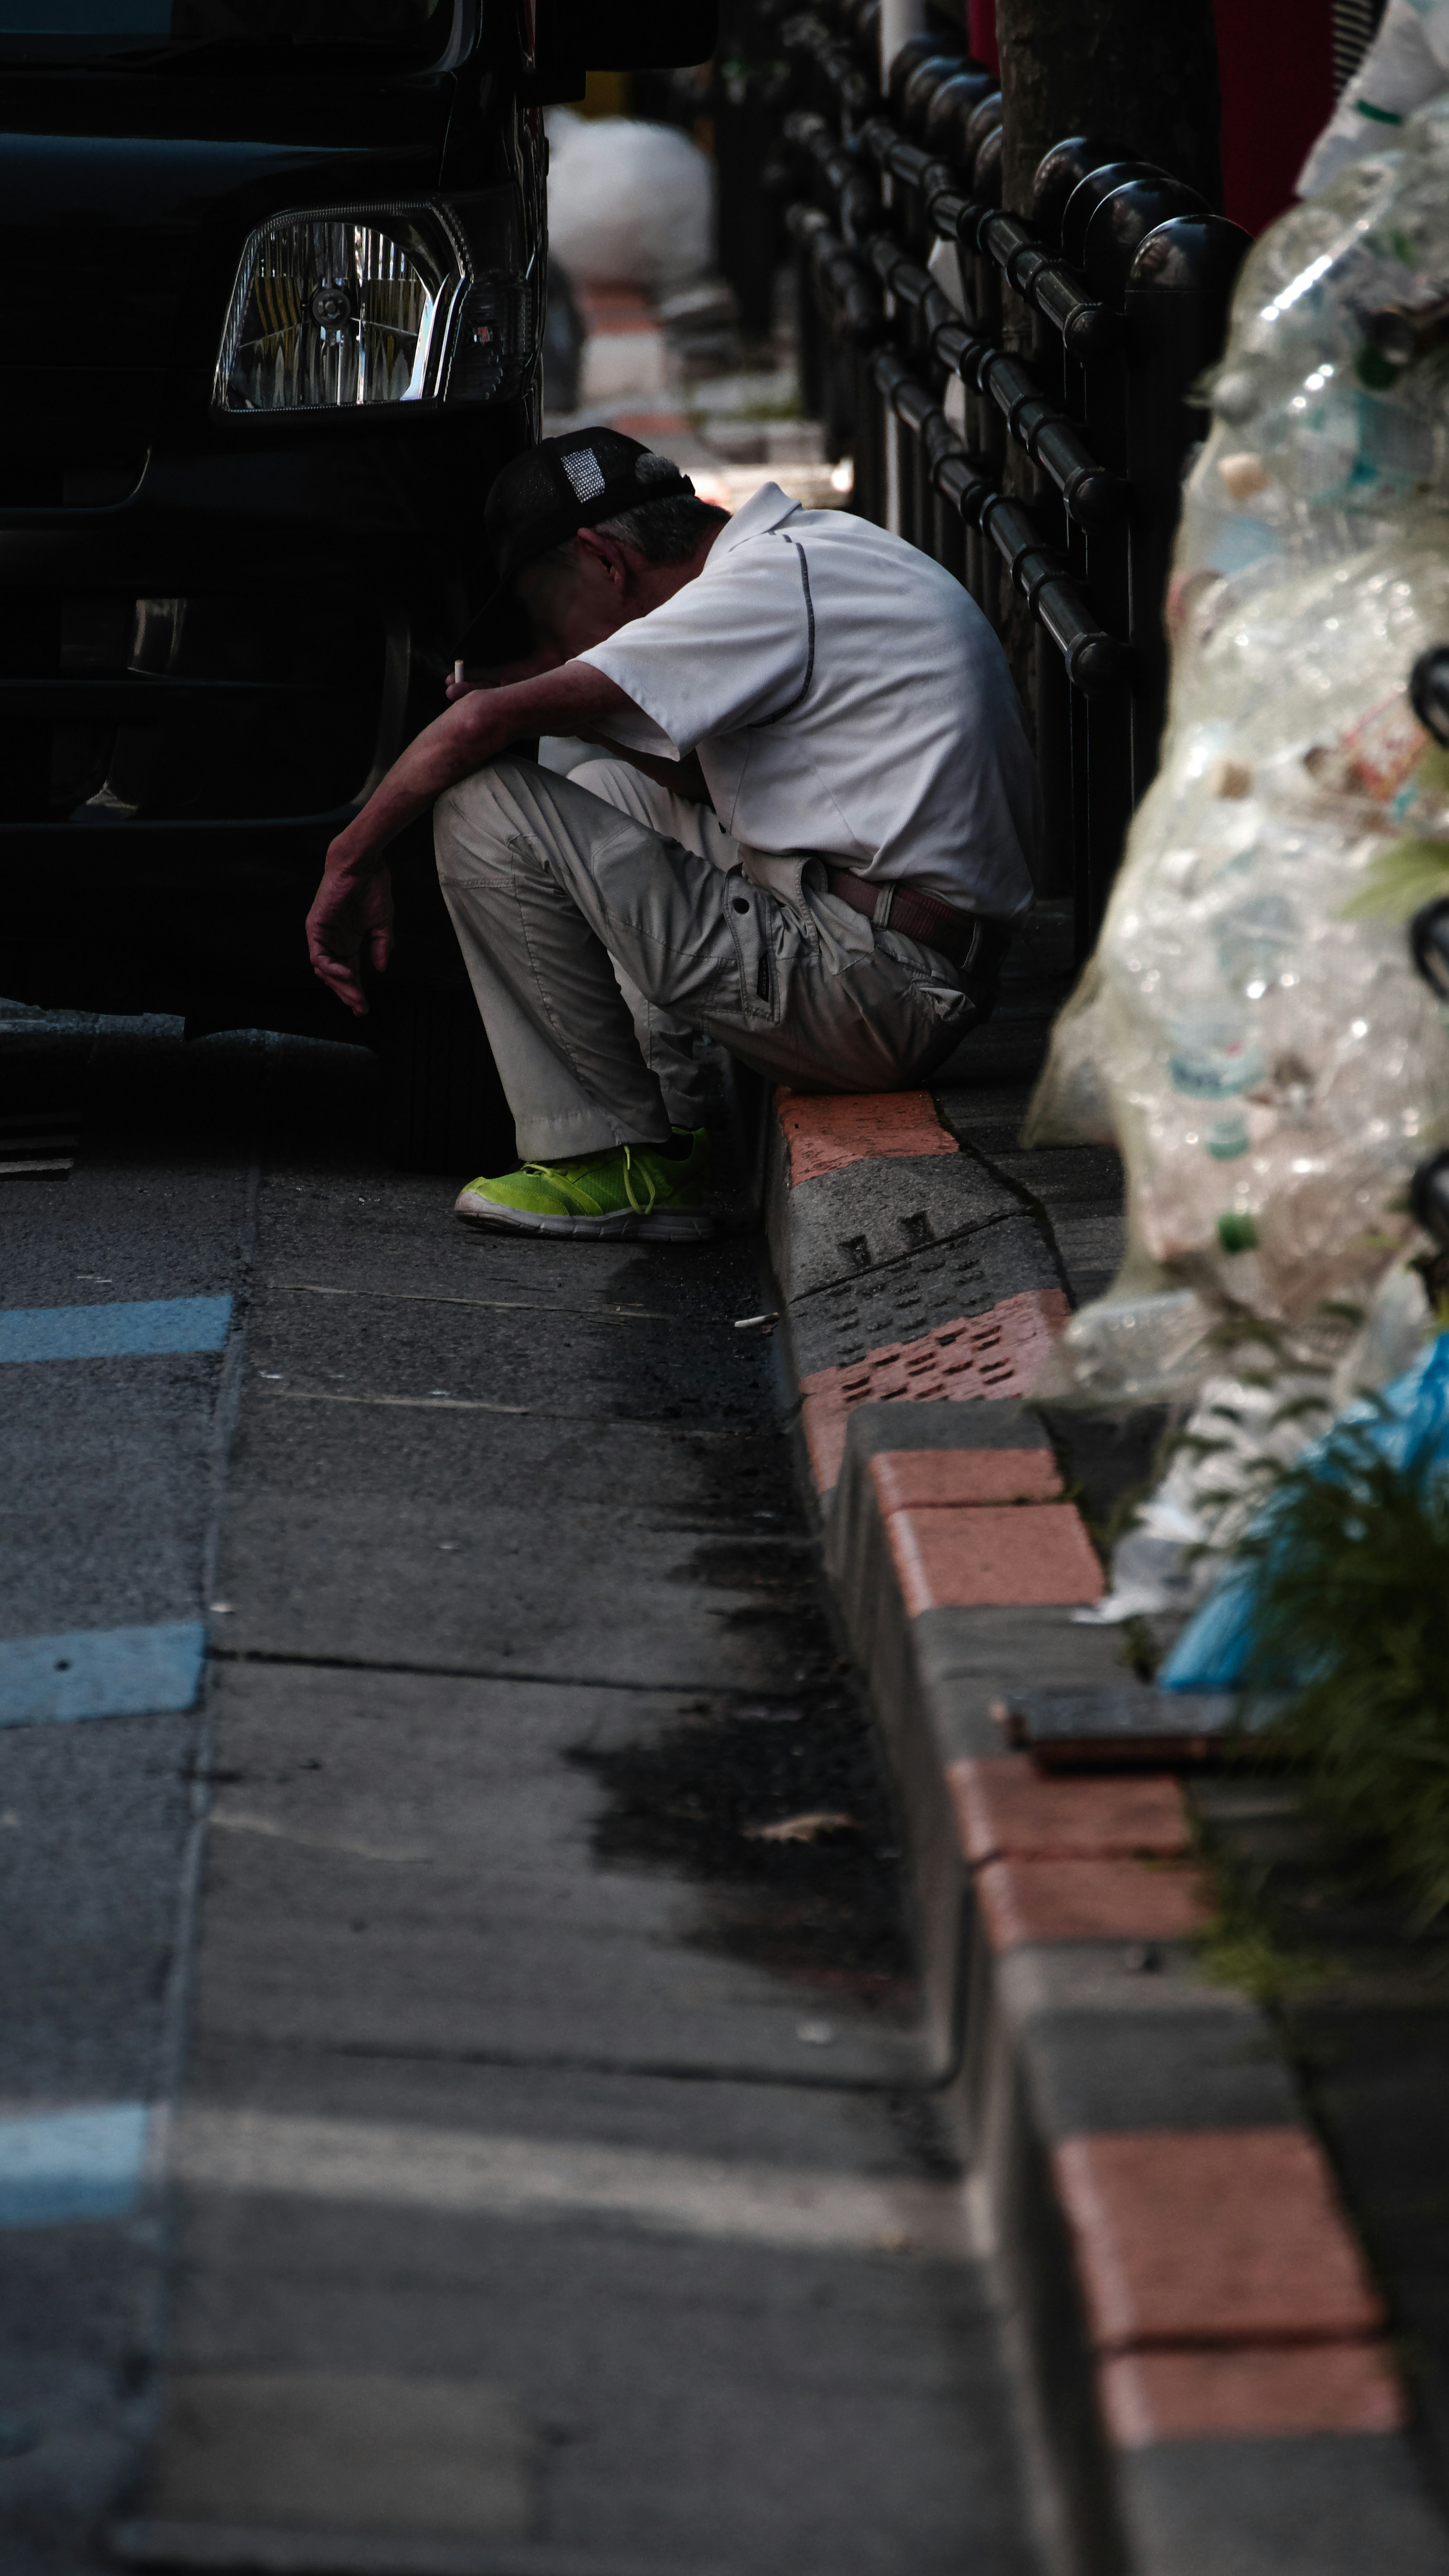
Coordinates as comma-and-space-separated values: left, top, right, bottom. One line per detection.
771, 3, 1251, 954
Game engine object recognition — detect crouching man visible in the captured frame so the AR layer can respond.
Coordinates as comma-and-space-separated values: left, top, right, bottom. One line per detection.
305, 428, 1039, 1241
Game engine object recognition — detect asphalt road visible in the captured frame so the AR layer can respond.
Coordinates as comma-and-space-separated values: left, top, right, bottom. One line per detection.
0, 1006, 1041, 2576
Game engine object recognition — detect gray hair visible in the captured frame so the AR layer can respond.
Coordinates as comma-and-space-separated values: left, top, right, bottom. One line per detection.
593, 493, 729, 563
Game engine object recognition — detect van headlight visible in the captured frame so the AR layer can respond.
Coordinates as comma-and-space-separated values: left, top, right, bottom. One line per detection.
213, 188, 537, 413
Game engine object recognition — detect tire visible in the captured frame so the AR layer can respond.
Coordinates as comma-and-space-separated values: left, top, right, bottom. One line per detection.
377, 988, 516, 1176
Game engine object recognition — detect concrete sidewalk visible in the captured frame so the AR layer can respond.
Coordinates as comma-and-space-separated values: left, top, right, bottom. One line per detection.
0, 1012, 1043, 2576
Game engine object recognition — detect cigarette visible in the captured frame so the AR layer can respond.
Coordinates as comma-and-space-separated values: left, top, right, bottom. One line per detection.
453, 659, 466, 684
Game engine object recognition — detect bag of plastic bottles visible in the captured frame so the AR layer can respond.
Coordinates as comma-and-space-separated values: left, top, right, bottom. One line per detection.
1030, 95, 1449, 1409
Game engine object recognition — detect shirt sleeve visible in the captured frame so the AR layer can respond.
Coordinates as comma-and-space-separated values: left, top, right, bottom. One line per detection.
577, 536, 812, 758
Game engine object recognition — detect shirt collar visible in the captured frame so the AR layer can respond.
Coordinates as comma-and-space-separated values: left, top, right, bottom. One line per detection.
708, 481, 803, 563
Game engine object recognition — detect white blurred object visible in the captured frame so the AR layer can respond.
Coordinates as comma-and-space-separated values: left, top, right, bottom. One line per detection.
578, 327, 667, 404
691, 463, 852, 514
1299, 0, 1449, 197
546, 110, 714, 290
929, 238, 969, 437
879, 0, 928, 86
927, 235, 965, 314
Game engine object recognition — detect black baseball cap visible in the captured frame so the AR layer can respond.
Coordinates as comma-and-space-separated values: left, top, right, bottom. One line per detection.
461, 426, 697, 656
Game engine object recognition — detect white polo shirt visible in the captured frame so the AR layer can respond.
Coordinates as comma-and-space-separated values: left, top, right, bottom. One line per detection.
578, 481, 1038, 920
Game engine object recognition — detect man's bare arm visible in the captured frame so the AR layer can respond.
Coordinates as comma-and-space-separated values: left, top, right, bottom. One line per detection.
306, 661, 643, 1015
448, 667, 709, 802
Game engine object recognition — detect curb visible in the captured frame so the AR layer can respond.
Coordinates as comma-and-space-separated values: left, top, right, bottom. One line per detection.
767, 1083, 1449, 2576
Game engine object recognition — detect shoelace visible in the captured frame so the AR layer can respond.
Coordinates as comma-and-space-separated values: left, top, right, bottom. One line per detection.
518, 1147, 660, 1218
621, 1145, 658, 1217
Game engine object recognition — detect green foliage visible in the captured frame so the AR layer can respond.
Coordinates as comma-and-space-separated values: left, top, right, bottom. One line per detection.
1191, 1790, 1335, 2003
1117, 1614, 1160, 1683
1197, 1902, 1331, 2005
1241, 1426, 1449, 1925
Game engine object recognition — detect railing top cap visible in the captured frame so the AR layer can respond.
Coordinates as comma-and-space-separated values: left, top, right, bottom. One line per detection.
1078, 172, 1210, 297
922, 63, 1000, 165
886, 30, 963, 113
899, 49, 971, 136
1032, 134, 1142, 246
963, 88, 1003, 152
1126, 210, 1254, 299
1060, 158, 1171, 267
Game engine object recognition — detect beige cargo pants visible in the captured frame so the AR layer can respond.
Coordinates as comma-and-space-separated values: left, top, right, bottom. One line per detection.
433, 754, 972, 1161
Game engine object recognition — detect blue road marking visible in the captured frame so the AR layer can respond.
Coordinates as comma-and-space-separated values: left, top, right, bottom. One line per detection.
0, 1622, 207, 1726
0, 2104, 150, 2231
0, 1294, 232, 1362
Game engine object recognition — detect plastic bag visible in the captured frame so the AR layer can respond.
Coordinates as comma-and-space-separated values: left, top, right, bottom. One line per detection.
1158, 1328, 1449, 1691
1075, 1365, 1335, 1625
1030, 98, 1449, 1408
1298, 0, 1449, 201
1078, 1260, 1435, 1623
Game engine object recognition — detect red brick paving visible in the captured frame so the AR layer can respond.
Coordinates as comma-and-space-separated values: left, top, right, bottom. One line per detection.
574, 284, 657, 333
950, 1756, 1191, 1864
1098, 2342, 1404, 2445
777, 1086, 959, 1184
801, 1289, 1070, 1492
1054, 2129, 1386, 2353
887, 1501, 1104, 1613
870, 1449, 1063, 1512
975, 1854, 1214, 1949
612, 411, 691, 437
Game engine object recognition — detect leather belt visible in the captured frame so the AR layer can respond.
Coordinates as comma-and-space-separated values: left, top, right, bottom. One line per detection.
826, 865, 983, 969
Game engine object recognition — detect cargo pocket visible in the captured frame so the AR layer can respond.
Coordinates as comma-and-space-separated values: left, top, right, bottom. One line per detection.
723, 875, 779, 1025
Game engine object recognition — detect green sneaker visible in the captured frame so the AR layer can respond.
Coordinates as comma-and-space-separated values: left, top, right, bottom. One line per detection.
454, 1130, 713, 1239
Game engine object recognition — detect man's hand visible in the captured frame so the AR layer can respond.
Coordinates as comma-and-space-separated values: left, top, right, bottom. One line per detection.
444, 638, 563, 697
306, 849, 395, 1018
303, 658, 654, 1009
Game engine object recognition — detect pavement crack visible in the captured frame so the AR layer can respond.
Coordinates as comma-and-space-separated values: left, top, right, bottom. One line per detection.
261, 1388, 749, 1438
207, 1647, 826, 1697
283, 2034, 945, 2096
274, 1280, 676, 1321
209, 1807, 434, 1865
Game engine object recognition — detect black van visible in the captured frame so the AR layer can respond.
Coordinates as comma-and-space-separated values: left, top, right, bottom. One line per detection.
0, 2, 715, 1164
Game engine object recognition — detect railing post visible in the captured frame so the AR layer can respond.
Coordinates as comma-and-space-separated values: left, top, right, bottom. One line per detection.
1061, 167, 1204, 936
1071, 171, 1214, 816
1027, 137, 1135, 925
1123, 213, 1252, 792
